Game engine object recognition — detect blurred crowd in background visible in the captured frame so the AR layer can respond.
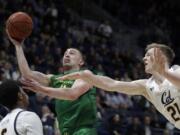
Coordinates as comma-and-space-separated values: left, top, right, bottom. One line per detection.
0, 0, 180, 135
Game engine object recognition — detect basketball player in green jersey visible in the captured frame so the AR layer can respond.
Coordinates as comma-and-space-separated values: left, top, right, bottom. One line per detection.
6, 30, 97, 135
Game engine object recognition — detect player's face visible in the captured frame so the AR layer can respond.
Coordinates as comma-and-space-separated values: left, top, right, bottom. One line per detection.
62, 48, 84, 69
143, 48, 155, 74
19, 88, 29, 107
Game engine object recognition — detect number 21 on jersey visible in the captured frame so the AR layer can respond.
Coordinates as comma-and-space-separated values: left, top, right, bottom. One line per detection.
0, 128, 7, 135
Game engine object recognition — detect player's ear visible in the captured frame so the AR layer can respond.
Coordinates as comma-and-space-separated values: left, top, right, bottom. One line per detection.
79, 59, 84, 66
18, 92, 24, 100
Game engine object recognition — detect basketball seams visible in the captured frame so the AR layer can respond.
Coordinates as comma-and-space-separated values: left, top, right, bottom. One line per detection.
11, 22, 32, 35
6, 12, 33, 41
8, 15, 33, 35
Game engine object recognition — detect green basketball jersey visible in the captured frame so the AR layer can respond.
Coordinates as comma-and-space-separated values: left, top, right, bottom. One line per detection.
49, 70, 97, 134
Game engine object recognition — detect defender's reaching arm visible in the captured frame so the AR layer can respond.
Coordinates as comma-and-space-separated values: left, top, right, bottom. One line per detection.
60, 70, 148, 97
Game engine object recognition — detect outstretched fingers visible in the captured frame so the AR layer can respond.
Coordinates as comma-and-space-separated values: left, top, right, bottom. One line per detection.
20, 78, 35, 87
20, 77, 42, 92
153, 48, 166, 74
6, 29, 24, 45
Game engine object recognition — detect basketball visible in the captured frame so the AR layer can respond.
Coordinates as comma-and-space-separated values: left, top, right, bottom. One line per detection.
6, 12, 33, 42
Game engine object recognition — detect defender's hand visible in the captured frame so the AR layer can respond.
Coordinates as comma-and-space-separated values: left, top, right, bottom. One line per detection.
20, 77, 46, 93
151, 48, 167, 75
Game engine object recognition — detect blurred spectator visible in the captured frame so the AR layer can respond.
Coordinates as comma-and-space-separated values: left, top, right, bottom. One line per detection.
3, 61, 13, 79
108, 114, 124, 135
98, 20, 113, 38
143, 115, 152, 135
41, 105, 55, 135
125, 116, 145, 135
163, 129, 171, 135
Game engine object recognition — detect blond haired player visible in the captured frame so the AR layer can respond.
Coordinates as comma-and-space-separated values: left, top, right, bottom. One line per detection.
61, 43, 180, 129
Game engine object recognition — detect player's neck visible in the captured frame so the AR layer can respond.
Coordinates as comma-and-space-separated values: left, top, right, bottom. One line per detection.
63, 66, 80, 72
63, 66, 80, 71
152, 74, 165, 84
15, 102, 27, 110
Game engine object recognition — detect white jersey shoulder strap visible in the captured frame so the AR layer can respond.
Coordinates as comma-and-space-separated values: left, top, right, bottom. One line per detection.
14, 110, 25, 135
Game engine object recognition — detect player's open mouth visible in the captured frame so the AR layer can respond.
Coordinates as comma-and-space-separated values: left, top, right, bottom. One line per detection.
64, 59, 70, 63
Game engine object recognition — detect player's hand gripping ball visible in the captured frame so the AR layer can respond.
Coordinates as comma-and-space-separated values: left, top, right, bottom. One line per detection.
6, 12, 33, 42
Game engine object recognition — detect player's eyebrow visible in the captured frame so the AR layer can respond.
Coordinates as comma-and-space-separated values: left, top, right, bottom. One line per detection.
145, 52, 149, 56
69, 49, 79, 54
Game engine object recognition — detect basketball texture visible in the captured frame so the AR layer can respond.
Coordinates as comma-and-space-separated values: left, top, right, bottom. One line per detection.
6, 12, 33, 42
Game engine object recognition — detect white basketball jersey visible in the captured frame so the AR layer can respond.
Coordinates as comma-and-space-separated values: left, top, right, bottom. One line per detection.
0, 108, 43, 135
146, 67, 180, 129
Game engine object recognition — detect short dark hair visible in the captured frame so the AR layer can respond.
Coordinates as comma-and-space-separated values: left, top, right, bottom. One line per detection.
0, 80, 22, 110
146, 43, 175, 65
70, 48, 84, 61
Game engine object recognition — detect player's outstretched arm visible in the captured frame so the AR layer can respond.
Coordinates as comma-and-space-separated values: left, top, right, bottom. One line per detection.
6, 29, 50, 86
60, 70, 147, 96
21, 78, 91, 100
